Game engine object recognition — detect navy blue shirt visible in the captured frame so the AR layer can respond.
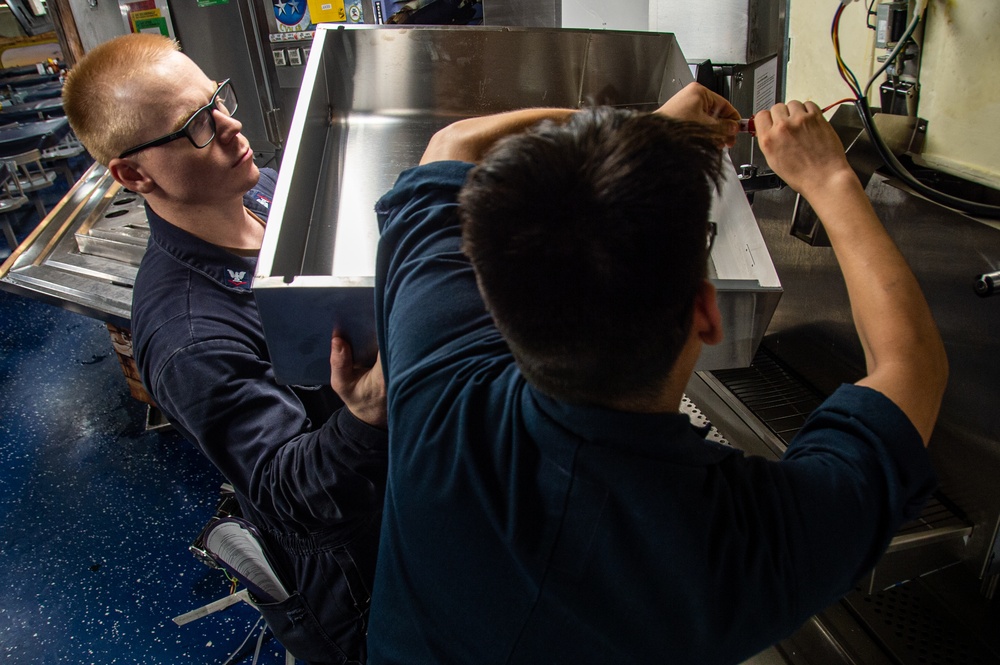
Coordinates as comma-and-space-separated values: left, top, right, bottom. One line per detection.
369, 161, 936, 665
131, 169, 387, 664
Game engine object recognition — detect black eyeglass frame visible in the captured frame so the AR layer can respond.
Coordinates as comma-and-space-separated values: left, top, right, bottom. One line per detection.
706, 221, 718, 254
117, 79, 236, 159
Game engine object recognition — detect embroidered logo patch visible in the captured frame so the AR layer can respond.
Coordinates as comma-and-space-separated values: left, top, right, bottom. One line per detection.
227, 269, 250, 288
255, 195, 271, 209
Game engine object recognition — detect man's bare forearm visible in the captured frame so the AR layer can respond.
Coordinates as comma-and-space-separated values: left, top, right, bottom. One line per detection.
419, 83, 740, 164
755, 101, 947, 445
420, 108, 576, 165
807, 172, 947, 443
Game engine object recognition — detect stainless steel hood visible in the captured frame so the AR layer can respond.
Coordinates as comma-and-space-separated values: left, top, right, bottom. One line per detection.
255, 25, 782, 386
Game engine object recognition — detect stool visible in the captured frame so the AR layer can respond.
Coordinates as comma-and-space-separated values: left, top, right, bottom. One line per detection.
0, 160, 29, 249
4, 148, 58, 218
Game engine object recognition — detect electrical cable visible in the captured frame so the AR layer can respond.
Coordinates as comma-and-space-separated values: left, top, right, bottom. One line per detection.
831, 4, 863, 98
828, 0, 1000, 219
853, 97, 1000, 218
863, 4, 922, 98
822, 97, 857, 113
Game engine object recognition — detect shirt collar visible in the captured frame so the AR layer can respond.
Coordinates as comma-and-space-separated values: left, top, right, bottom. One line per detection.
144, 201, 257, 292
524, 384, 738, 465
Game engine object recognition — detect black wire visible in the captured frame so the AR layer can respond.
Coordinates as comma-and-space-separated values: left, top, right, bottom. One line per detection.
866, 0, 878, 30
853, 98, 1000, 219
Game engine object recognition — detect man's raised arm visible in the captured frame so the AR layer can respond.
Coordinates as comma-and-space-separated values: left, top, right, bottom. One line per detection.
419, 82, 740, 166
755, 101, 947, 444
419, 108, 576, 165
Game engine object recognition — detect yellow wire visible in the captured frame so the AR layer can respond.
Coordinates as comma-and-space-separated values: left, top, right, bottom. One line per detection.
831, 3, 862, 98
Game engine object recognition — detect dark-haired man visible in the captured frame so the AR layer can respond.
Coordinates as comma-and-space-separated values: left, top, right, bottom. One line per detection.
367, 82, 946, 663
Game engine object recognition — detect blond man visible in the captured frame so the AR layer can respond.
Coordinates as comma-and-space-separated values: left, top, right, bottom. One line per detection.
65, 34, 387, 664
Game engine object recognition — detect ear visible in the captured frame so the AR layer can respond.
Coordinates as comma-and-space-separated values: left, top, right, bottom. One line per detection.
692, 280, 723, 346
108, 157, 156, 195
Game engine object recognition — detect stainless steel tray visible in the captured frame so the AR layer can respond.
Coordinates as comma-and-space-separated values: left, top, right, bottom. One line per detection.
255, 25, 781, 385
0, 164, 141, 327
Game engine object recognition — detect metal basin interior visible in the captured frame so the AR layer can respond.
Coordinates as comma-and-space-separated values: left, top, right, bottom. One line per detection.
255, 25, 781, 385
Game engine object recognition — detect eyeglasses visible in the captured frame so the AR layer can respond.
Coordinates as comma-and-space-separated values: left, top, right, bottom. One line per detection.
118, 79, 237, 159
706, 222, 718, 253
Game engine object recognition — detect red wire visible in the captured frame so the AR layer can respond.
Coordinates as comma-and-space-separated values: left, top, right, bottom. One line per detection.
822, 98, 856, 113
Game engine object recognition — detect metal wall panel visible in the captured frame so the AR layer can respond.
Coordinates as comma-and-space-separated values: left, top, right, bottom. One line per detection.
750, 176, 1000, 578
649, 0, 782, 65
169, 0, 285, 164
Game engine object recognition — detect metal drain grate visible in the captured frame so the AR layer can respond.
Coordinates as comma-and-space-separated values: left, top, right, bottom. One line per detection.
74, 187, 149, 265
709, 349, 971, 541
710, 349, 825, 445
706, 348, 981, 662
847, 582, 999, 664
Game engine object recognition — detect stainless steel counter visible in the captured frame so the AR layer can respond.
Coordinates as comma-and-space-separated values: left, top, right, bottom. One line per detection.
0, 163, 143, 327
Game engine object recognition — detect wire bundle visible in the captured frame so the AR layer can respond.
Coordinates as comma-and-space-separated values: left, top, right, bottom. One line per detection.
831, 1, 863, 101
828, 0, 1000, 218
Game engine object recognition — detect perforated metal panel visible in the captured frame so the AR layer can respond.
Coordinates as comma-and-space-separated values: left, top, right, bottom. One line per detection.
846, 583, 1000, 664
680, 395, 730, 447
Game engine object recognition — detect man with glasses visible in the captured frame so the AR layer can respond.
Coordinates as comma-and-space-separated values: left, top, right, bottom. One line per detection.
116, 78, 236, 159
366, 84, 944, 662
64, 34, 387, 664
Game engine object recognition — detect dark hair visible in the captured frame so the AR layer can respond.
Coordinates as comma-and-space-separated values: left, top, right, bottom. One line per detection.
459, 107, 724, 405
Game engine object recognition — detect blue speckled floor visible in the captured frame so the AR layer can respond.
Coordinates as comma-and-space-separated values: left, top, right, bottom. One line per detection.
1, 162, 290, 663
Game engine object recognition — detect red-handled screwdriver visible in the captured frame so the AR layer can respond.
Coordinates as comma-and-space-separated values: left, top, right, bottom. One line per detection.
738, 117, 756, 136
